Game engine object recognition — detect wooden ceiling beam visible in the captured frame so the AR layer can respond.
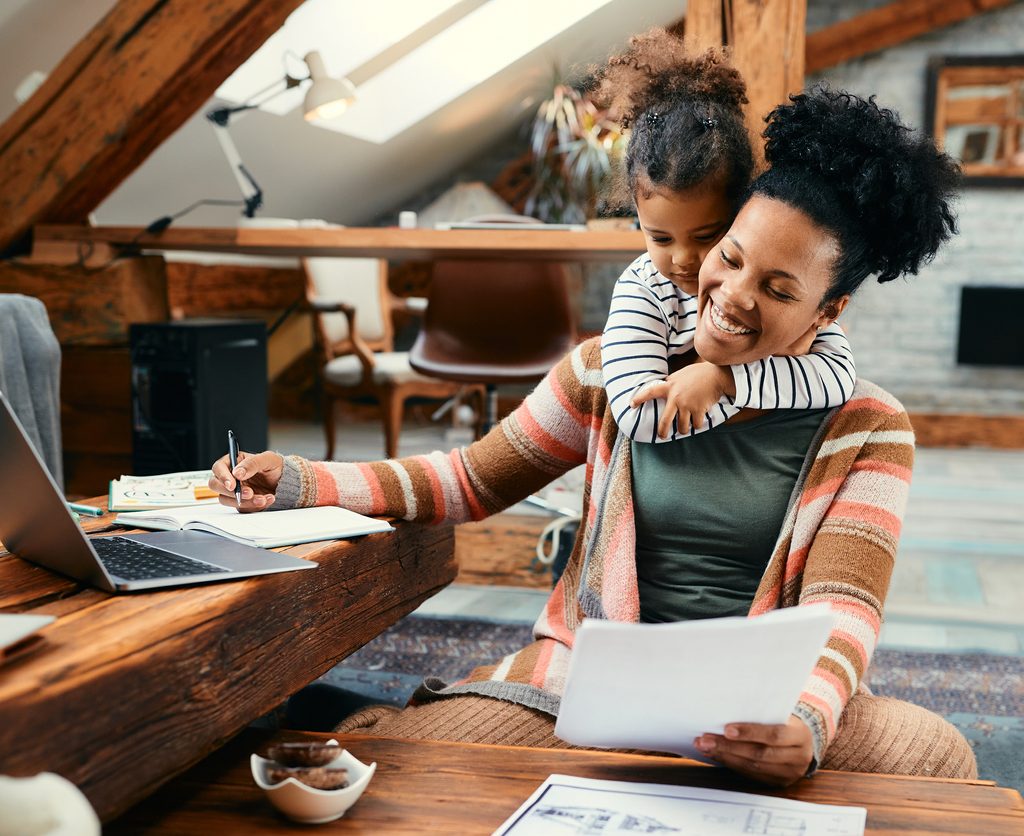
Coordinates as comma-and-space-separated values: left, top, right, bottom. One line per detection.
0, 0, 305, 255
806, 0, 1020, 74
684, 1, 806, 166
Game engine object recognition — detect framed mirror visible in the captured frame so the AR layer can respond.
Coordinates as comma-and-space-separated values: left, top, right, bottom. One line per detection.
926, 55, 1024, 186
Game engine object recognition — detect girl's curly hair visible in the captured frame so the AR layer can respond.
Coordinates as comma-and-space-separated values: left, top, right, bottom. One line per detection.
592, 28, 753, 209
751, 86, 962, 302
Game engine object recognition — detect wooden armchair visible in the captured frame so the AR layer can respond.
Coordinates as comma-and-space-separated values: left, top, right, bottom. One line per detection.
303, 257, 476, 459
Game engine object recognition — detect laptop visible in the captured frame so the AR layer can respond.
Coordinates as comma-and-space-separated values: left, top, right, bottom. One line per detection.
0, 390, 315, 592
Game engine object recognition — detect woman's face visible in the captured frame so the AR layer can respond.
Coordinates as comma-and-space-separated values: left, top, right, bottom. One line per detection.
694, 195, 849, 367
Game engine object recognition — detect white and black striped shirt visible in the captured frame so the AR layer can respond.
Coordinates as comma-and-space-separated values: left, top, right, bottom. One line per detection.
601, 254, 857, 443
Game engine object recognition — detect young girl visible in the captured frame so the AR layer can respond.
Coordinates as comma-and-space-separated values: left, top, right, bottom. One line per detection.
595, 31, 856, 442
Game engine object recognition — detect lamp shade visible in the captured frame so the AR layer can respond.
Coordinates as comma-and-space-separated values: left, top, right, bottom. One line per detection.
303, 51, 356, 121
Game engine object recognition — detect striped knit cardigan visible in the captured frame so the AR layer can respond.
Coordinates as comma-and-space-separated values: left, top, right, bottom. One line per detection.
275, 337, 914, 763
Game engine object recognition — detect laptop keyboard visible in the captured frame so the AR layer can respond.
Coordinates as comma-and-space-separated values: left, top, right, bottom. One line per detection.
91, 537, 229, 581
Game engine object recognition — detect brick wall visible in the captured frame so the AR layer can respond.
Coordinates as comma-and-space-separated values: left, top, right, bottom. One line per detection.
806, 0, 1024, 413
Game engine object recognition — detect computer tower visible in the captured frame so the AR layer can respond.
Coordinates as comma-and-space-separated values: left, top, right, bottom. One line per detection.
130, 320, 268, 475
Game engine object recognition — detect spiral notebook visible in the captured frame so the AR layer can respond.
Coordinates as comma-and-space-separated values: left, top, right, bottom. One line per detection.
114, 504, 393, 549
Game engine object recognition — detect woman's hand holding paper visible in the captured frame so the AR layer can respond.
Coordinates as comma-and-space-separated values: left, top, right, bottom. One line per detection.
694, 715, 814, 786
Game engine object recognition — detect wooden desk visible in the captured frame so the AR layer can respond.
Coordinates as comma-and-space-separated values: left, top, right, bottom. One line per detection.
34, 224, 646, 263
111, 730, 1024, 835
0, 508, 456, 822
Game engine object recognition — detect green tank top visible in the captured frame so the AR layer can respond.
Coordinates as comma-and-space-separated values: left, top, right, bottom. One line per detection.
631, 408, 828, 623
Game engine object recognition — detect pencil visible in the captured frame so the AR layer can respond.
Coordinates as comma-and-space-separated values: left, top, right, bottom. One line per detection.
68, 502, 104, 517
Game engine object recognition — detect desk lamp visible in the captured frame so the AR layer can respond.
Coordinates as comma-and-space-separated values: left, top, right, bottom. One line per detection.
205, 50, 356, 219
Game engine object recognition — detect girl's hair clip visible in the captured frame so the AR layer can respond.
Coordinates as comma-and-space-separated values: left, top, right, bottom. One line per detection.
702, 117, 717, 129
646, 111, 661, 126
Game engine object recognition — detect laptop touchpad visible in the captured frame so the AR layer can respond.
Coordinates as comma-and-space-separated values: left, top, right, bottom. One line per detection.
120, 530, 280, 570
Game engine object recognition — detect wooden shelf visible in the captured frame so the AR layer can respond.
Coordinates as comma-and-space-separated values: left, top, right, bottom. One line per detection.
34, 225, 646, 263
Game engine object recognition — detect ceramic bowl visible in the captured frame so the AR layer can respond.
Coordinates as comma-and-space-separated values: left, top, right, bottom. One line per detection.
251, 739, 376, 824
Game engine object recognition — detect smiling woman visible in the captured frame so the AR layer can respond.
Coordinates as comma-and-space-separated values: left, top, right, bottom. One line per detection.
693, 89, 960, 379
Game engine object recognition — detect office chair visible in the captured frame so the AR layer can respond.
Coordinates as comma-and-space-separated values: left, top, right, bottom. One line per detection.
303, 257, 475, 459
409, 216, 577, 432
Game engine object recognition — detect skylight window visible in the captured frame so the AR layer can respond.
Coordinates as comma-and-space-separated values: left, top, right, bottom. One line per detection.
215, 0, 615, 144
310, 0, 615, 143
216, 0, 463, 117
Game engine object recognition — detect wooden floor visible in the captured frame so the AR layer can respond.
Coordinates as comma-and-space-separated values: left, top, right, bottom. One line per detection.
455, 513, 551, 588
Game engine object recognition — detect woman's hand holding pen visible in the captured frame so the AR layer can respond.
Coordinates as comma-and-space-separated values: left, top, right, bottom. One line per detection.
210, 450, 284, 512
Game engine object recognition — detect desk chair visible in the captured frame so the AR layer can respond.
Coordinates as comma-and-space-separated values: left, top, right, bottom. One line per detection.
0, 294, 62, 487
304, 257, 473, 459
409, 217, 577, 432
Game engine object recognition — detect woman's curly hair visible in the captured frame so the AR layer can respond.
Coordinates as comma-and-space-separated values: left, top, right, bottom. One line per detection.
751, 86, 962, 302
592, 28, 753, 209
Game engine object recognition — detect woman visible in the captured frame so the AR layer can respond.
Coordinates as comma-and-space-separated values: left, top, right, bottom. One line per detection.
210, 88, 971, 786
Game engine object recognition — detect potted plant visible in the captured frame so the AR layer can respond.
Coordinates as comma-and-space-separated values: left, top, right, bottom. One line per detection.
525, 80, 627, 224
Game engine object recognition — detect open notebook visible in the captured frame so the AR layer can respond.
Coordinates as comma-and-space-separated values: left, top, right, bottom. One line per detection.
114, 505, 393, 548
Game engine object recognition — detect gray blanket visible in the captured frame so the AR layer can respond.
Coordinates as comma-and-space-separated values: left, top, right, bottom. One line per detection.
0, 294, 62, 488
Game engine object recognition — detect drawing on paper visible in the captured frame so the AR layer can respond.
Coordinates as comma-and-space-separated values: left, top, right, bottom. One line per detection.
529, 805, 680, 833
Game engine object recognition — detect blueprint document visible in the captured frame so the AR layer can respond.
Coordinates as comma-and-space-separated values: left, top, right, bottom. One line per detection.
494, 774, 865, 836
554, 605, 838, 760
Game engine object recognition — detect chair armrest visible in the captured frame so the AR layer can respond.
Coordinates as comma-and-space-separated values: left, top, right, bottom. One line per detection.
307, 299, 355, 315
307, 298, 375, 375
389, 296, 428, 317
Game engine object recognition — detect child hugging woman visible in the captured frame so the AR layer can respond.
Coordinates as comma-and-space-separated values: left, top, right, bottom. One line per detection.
597, 30, 856, 442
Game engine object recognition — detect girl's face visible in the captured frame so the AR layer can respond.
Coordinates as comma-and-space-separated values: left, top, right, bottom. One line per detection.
635, 183, 734, 295
694, 195, 850, 367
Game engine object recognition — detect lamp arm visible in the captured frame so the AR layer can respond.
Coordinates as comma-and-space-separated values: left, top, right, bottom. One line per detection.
202, 74, 305, 218
209, 122, 263, 218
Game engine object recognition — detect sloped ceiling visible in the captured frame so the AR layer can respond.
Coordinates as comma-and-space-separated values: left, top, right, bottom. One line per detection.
0, 0, 683, 230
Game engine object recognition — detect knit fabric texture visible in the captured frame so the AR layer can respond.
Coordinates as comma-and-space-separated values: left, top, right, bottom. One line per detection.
334, 691, 977, 780
276, 338, 914, 764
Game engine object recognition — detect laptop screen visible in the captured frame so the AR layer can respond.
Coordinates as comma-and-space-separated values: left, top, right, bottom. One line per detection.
0, 391, 114, 589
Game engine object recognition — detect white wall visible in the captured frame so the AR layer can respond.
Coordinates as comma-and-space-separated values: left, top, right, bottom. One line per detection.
0, 0, 117, 125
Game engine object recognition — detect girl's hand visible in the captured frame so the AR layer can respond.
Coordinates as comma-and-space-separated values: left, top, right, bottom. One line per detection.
209, 450, 284, 512
694, 715, 814, 786
631, 363, 735, 438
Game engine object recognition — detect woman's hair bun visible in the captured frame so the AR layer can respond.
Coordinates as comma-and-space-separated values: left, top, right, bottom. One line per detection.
760, 86, 961, 284
592, 29, 747, 127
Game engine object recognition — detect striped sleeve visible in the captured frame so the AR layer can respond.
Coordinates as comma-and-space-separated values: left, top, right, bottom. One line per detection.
732, 323, 856, 411
272, 344, 595, 524
600, 256, 702, 443
792, 398, 914, 761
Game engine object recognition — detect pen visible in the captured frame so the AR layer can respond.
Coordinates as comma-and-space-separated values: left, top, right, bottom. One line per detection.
227, 429, 242, 507
68, 502, 104, 517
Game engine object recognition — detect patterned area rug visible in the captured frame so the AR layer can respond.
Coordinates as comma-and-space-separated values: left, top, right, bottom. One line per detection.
317, 615, 1024, 792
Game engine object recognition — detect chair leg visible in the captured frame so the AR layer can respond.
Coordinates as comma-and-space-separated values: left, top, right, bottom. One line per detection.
472, 386, 487, 440
381, 389, 404, 459
482, 384, 499, 435
323, 394, 338, 461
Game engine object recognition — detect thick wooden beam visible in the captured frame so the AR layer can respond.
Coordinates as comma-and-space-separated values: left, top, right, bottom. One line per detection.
684, 1, 806, 164
729, 0, 806, 149
0, 0, 304, 255
683, 0, 725, 53
806, 0, 1020, 74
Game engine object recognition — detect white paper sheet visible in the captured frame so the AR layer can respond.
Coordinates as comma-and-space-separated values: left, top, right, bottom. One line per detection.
554, 605, 837, 759
494, 774, 865, 836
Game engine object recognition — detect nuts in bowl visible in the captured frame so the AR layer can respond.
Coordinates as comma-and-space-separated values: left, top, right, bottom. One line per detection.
266, 741, 344, 769
251, 738, 376, 824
